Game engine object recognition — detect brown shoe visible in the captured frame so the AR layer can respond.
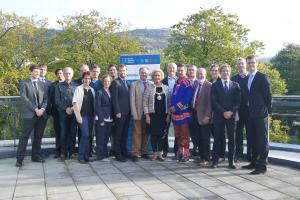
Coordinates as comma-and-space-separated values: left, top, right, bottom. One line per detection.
69, 153, 77, 159
60, 154, 66, 161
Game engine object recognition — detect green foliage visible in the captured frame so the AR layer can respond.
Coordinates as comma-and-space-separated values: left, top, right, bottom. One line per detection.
271, 43, 300, 94
164, 7, 264, 67
269, 118, 290, 143
258, 62, 287, 95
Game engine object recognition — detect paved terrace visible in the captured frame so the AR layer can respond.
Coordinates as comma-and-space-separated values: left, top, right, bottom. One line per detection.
0, 155, 300, 200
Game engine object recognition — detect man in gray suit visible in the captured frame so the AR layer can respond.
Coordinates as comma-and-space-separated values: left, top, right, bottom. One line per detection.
16, 64, 48, 167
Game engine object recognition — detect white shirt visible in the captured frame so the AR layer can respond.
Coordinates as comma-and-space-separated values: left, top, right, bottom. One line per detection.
221, 79, 230, 89
248, 70, 258, 91
192, 80, 204, 108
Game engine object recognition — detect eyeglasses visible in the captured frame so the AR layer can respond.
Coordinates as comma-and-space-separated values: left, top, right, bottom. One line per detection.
247, 62, 256, 64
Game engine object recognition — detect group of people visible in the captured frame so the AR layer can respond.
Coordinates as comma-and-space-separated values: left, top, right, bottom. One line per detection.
15, 54, 272, 175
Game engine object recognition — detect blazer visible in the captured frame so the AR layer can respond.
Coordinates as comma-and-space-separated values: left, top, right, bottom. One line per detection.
110, 77, 130, 115
211, 79, 241, 119
231, 74, 248, 111
143, 83, 170, 114
130, 80, 152, 120
19, 79, 48, 119
193, 80, 212, 125
246, 71, 272, 118
95, 88, 113, 123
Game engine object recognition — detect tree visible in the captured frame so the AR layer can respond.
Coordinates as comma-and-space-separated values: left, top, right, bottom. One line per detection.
50, 11, 142, 75
164, 7, 264, 67
271, 43, 300, 94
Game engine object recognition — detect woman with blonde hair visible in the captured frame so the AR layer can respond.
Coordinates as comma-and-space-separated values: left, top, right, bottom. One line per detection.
143, 69, 170, 161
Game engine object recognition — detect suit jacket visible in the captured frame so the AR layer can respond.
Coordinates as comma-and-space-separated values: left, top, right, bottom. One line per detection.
19, 79, 48, 119
246, 71, 272, 118
110, 77, 130, 115
48, 80, 59, 115
193, 80, 212, 125
211, 79, 241, 120
130, 80, 151, 120
95, 88, 112, 123
231, 74, 248, 111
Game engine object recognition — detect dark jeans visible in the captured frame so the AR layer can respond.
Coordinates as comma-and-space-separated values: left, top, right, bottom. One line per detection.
52, 109, 61, 155
59, 110, 77, 156
78, 116, 93, 161
162, 122, 177, 154
95, 121, 112, 159
212, 116, 236, 165
235, 109, 252, 161
249, 117, 269, 170
17, 116, 47, 161
113, 114, 130, 157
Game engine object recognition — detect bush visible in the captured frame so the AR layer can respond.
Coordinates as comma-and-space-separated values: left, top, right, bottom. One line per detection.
269, 118, 290, 143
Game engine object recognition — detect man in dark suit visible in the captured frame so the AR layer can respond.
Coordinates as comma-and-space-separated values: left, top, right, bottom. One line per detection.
162, 63, 177, 158
191, 68, 212, 165
110, 64, 130, 162
16, 64, 48, 167
231, 58, 251, 162
211, 64, 241, 169
49, 68, 65, 158
242, 55, 272, 175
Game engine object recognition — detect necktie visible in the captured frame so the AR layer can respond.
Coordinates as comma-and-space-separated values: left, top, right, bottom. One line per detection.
194, 83, 201, 108
224, 80, 229, 95
33, 81, 40, 107
123, 79, 128, 91
143, 81, 147, 92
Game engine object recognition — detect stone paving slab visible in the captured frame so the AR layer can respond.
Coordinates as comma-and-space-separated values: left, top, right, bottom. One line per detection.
0, 155, 299, 200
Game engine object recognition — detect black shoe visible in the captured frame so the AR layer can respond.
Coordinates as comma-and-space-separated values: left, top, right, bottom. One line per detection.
179, 157, 189, 162
219, 157, 225, 163
162, 152, 168, 158
15, 160, 22, 167
141, 154, 151, 159
79, 160, 87, 164
116, 156, 127, 162
131, 156, 139, 162
250, 168, 267, 175
210, 163, 218, 168
32, 158, 45, 163
242, 163, 256, 169
228, 164, 236, 169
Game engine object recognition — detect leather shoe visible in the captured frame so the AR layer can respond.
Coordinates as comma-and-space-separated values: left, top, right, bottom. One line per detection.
79, 160, 87, 164
210, 163, 218, 168
15, 160, 22, 167
250, 168, 267, 175
116, 156, 127, 162
162, 152, 168, 158
242, 163, 256, 169
131, 156, 139, 162
32, 158, 45, 163
228, 164, 236, 169
141, 154, 151, 159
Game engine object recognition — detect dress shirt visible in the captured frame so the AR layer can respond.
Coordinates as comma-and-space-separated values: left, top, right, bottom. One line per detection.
247, 70, 258, 91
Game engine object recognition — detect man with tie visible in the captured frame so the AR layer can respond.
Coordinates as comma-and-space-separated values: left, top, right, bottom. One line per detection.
231, 58, 251, 162
16, 64, 48, 167
211, 64, 241, 169
242, 55, 272, 175
49, 68, 65, 158
191, 68, 212, 165
110, 64, 131, 162
130, 67, 151, 161
162, 63, 177, 158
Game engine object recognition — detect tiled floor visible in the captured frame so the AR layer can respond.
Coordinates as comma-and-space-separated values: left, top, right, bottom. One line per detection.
0, 155, 299, 200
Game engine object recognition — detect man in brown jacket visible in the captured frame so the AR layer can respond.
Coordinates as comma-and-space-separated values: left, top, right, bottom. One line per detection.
130, 67, 152, 161
190, 68, 212, 165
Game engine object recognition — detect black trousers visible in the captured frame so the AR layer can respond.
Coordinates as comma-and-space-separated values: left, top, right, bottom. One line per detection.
113, 114, 130, 157
95, 121, 112, 159
17, 116, 47, 161
249, 117, 269, 170
162, 122, 178, 154
211, 124, 226, 158
191, 112, 211, 161
189, 121, 199, 153
235, 109, 252, 161
59, 110, 77, 156
212, 116, 236, 165
52, 109, 61, 155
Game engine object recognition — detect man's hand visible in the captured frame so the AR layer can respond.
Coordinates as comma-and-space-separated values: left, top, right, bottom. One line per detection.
223, 111, 233, 119
100, 122, 105, 126
203, 116, 210, 124
145, 114, 151, 124
116, 113, 121, 118
66, 107, 73, 115
132, 113, 138, 121
169, 106, 176, 113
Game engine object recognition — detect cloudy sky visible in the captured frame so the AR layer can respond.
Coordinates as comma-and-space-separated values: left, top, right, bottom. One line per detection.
1, 0, 299, 57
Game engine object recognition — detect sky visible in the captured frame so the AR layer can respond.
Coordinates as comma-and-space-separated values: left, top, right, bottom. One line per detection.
1, 0, 299, 57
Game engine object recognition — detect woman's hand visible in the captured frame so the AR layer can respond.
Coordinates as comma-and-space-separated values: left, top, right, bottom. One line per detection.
77, 116, 83, 124
145, 114, 151, 124
166, 115, 170, 123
